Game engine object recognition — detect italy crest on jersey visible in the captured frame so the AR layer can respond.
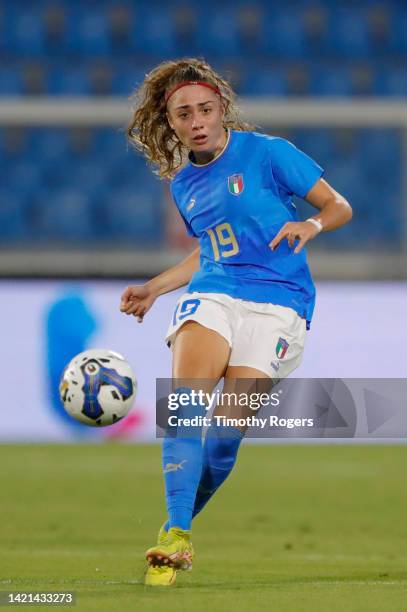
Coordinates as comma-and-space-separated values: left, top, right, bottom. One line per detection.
276, 337, 289, 359
228, 174, 244, 195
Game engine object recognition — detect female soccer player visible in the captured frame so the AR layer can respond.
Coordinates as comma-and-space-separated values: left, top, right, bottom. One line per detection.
120, 58, 352, 586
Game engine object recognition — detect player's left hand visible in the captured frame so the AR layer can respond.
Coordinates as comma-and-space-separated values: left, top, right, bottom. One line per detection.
269, 221, 320, 254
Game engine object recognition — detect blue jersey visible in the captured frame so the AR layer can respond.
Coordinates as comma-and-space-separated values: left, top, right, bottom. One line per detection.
170, 130, 324, 326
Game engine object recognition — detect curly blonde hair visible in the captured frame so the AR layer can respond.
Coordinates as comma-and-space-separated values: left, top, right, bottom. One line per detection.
127, 58, 251, 179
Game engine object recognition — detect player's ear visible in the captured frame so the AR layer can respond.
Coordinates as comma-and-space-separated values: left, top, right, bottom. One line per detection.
166, 112, 175, 131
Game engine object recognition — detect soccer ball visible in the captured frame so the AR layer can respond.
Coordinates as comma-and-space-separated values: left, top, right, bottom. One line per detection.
59, 349, 137, 426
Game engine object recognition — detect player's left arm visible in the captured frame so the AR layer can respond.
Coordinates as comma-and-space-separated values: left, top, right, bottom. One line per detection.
270, 178, 353, 254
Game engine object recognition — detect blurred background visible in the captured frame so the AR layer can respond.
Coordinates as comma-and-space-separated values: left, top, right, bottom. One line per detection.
0, 0, 406, 442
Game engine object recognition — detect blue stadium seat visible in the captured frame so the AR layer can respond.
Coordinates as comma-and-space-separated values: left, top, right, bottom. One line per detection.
63, 6, 111, 56
110, 63, 147, 95
34, 188, 95, 241
293, 129, 337, 167
96, 130, 158, 182
260, 7, 307, 58
64, 160, 109, 198
31, 127, 69, 161
375, 66, 407, 97
91, 126, 124, 149
0, 189, 28, 240
108, 152, 152, 189
89, 128, 134, 166
327, 156, 366, 201
309, 65, 353, 96
389, 7, 407, 54
194, 8, 241, 57
2, 8, 45, 56
357, 129, 400, 169
129, 6, 177, 57
0, 66, 24, 95
315, 156, 370, 246
25, 129, 71, 165
5, 160, 44, 196
326, 8, 371, 58
241, 66, 288, 96
99, 184, 163, 242
48, 64, 92, 95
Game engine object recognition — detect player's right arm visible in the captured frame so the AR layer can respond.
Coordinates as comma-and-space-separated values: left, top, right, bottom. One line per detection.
120, 246, 200, 321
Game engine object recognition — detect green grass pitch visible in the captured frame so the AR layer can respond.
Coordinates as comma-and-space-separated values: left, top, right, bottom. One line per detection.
1, 444, 407, 611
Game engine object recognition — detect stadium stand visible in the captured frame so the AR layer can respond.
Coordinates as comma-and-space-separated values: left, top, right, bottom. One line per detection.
0, 1, 405, 247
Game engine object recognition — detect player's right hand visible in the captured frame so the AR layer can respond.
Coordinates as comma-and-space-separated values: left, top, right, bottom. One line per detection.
119, 284, 157, 323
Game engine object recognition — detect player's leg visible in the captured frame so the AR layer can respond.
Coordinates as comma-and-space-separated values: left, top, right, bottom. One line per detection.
192, 300, 306, 519
163, 321, 230, 530
172, 319, 231, 380
192, 367, 272, 518
146, 321, 230, 575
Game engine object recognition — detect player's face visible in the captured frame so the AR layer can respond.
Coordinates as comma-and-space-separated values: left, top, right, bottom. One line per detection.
167, 85, 226, 158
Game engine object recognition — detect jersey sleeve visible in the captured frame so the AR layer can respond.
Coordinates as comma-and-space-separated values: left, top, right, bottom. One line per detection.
180, 212, 196, 237
268, 138, 324, 198
170, 182, 197, 237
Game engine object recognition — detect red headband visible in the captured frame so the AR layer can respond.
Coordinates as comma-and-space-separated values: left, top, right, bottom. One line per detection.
165, 80, 221, 104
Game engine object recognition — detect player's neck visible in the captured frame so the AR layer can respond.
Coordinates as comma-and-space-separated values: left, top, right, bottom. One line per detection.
190, 129, 228, 165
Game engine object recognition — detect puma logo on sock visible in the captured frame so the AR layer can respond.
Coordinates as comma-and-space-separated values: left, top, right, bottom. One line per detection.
163, 460, 187, 473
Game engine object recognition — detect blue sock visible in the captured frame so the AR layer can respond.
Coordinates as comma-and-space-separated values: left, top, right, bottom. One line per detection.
162, 388, 206, 531
192, 423, 244, 518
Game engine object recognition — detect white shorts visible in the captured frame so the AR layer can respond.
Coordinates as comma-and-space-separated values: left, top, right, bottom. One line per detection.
165, 292, 307, 380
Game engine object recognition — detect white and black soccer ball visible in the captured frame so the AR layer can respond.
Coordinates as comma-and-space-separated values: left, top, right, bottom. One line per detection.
59, 349, 137, 426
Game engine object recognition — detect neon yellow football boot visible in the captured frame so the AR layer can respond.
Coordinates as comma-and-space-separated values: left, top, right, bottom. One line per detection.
146, 527, 194, 572
144, 524, 177, 586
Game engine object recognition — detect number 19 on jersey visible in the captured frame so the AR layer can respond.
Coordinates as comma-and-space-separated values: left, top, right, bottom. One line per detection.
207, 223, 239, 261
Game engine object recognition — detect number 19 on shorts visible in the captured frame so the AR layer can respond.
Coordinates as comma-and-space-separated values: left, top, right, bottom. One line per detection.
207, 223, 239, 261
